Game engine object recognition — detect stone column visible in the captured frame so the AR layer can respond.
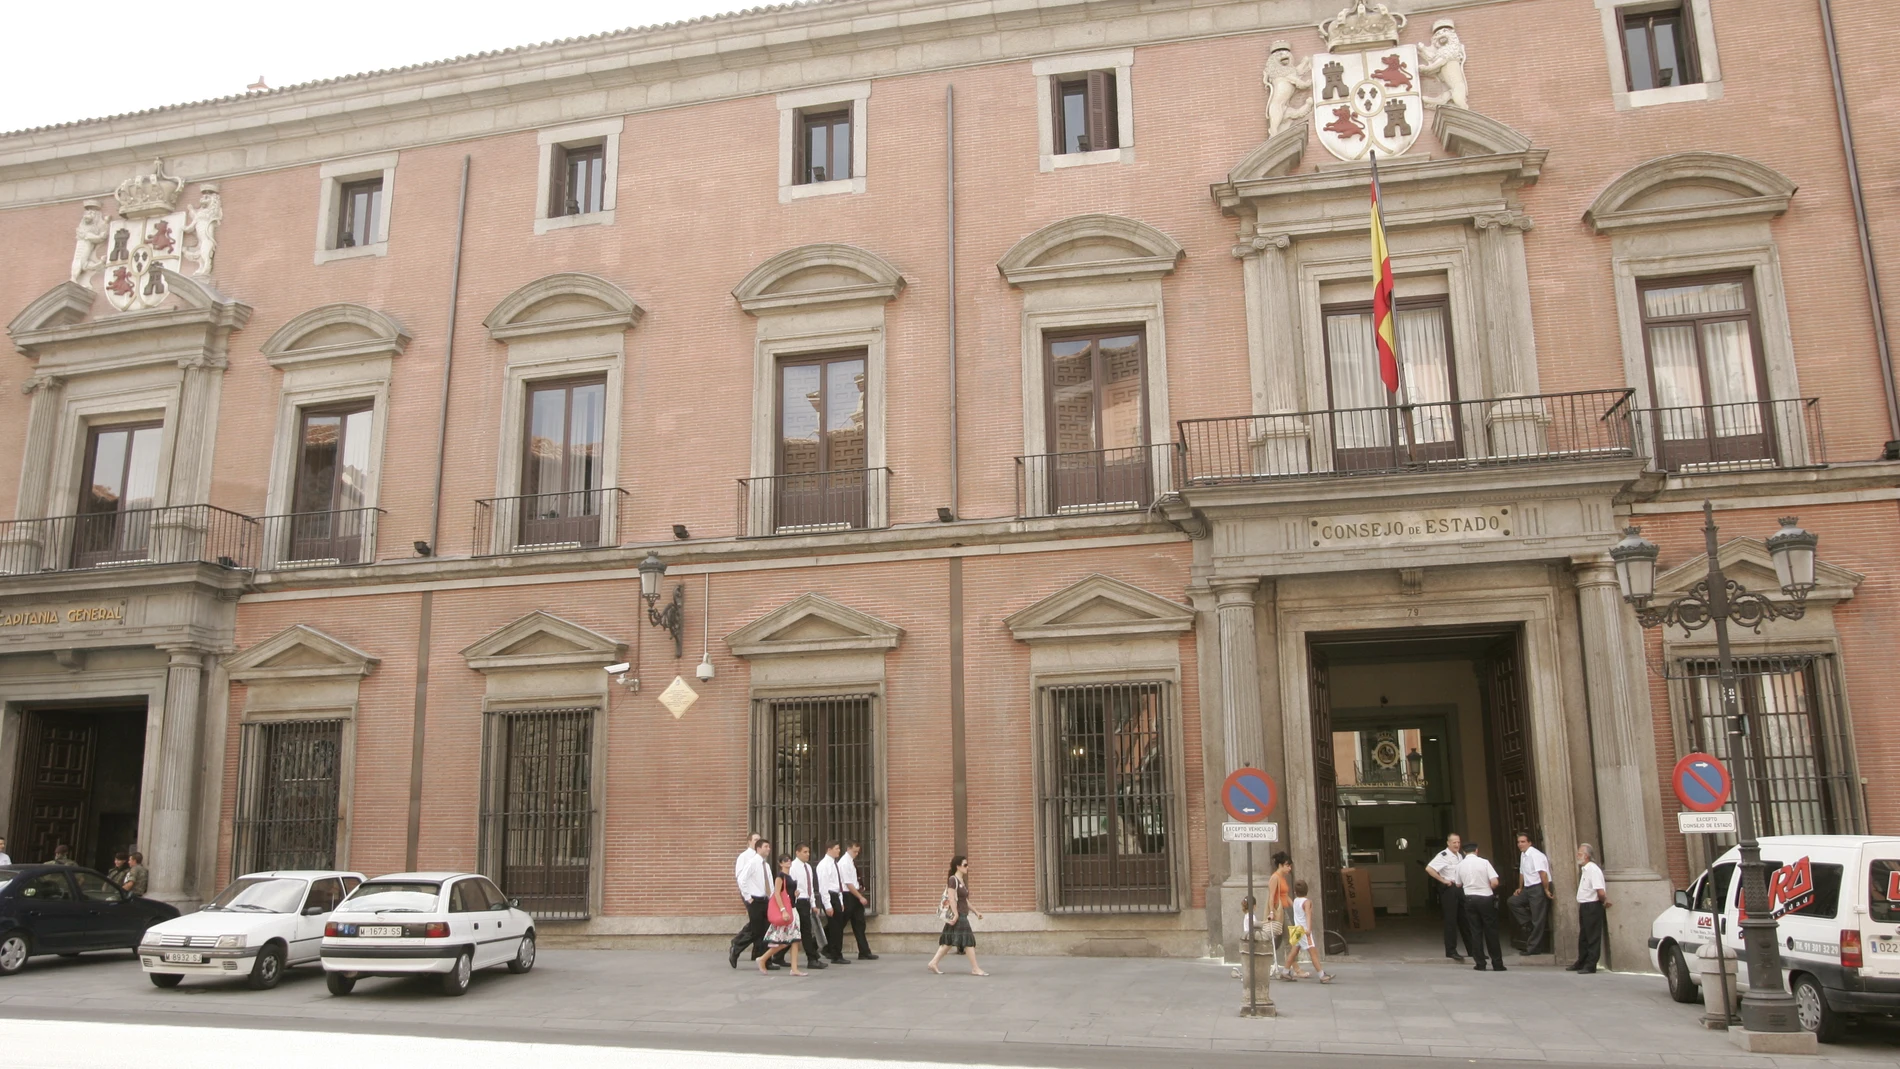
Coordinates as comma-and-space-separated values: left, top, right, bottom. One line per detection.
1574, 560, 1673, 970
149, 647, 207, 905
3, 376, 67, 571
1213, 578, 1268, 959
1473, 213, 1546, 459
1233, 233, 1311, 475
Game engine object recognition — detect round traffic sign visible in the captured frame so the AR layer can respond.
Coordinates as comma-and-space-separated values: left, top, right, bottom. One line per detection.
1672, 752, 1731, 813
1222, 767, 1277, 823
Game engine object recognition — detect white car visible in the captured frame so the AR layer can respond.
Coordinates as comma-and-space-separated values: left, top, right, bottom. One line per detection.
319, 872, 536, 997
139, 870, 365, 989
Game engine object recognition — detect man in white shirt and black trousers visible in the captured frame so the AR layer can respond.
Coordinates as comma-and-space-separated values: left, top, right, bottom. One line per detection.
1569, 843, 1610, 974
838, 840, 878, 960
1456, 840, 1506, 972
729, 835, 776, 969
1509, 832, 1555, 955
789, 843, 828, 969
816, 841, 851, 964
1427, 833, 1471, 963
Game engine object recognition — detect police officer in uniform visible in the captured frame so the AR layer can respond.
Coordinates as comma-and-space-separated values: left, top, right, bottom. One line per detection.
1456, 841, 1504, 971
1428, 833, 1470, 962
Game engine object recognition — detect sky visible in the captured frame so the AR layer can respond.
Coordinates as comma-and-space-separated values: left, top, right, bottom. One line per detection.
0, 1, 763, 134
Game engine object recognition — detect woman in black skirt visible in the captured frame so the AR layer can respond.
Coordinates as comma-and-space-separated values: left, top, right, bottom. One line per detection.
927, 855, 987, 975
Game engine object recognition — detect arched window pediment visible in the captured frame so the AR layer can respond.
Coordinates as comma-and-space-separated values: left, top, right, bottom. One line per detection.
260, 303, 411, 369
997, 213, 1184, 287
1586, 152, 1796, 234
483, 272, 643, 342
731, 243, 905, 315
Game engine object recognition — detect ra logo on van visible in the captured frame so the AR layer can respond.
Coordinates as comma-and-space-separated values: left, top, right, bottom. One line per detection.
1768, 856, 1816, 918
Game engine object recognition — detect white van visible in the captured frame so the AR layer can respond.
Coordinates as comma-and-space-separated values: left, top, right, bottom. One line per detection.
1648, 835, 1900, 1041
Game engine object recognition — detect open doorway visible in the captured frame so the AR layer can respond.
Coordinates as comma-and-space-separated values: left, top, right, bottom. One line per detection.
9, 704, 147, 871
1308, 627, 1539, 960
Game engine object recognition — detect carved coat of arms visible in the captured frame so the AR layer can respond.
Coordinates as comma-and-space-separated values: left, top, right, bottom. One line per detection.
70, 159, 222, 312
1313, 44, 1423, 162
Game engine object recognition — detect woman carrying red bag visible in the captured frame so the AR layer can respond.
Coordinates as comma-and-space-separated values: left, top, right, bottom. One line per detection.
757, 854, 807, 976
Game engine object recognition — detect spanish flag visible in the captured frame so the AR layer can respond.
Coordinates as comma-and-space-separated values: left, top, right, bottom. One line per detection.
1369, 153, 1399, 396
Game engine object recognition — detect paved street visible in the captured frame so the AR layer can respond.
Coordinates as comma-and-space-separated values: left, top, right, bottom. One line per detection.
0, 948, 1894, 1066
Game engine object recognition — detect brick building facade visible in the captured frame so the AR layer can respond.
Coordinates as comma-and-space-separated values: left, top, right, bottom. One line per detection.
1, 0, 1894, 972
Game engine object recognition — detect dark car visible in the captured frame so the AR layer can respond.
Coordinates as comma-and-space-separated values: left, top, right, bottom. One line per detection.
0, 864, 180, 975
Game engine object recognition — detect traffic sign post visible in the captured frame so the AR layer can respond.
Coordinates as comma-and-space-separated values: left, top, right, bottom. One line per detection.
1222, 768, 1279, 1018
1672, 752, 1739, 1030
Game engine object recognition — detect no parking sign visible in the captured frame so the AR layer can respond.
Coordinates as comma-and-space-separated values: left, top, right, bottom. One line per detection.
1221, 767, 1277, 823
1672, 752, 1731, 813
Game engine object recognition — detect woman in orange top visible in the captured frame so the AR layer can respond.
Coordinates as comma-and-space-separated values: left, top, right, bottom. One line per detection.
1263, 852, 1293, 977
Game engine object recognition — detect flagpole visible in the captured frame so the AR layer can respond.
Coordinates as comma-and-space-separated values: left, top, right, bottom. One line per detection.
1369, 152, 1416, 465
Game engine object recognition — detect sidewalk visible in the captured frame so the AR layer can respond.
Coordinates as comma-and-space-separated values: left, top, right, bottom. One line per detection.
0, 949, 1891, 1067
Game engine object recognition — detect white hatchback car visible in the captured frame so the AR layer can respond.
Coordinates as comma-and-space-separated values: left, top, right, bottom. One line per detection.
139, 870, 365, 989
319, 872, 536, 997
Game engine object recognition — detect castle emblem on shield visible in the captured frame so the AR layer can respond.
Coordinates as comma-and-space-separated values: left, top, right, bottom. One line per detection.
1312, 1, 1423, 163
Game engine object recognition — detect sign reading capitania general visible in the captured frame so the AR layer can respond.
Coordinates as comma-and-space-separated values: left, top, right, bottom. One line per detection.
0, 602, 127, 629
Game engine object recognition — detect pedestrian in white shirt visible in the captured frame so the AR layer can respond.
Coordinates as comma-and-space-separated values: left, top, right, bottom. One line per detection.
1427, 833, 1471, 962
815, 840, 850, 964
1456, 841, 1505, 971
0, 836, 10, 866
728, 836, 775, 969
1569, 843, 1610, 974
838, 841, 878, 960
1509, 833, 1554, 955
790, 844, 828, 969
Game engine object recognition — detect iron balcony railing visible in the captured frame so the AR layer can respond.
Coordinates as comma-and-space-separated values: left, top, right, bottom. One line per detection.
1177, 388, 1636, 485
1632, 398, 1825, 474
473, 487, 627, 556
257, 508, 384, 569
738, 468, 890, 537
1016, 443, 1182, 518
0, 503, 257, 575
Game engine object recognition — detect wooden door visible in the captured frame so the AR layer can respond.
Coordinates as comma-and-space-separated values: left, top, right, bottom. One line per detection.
11, 713, 97, 865
1479, 634, 1539, 845
1309, 648, 1347, 947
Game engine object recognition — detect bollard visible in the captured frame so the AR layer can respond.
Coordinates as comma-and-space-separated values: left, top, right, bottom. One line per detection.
1240, 929, 1277, 1017
1695, 940, 1738, 1029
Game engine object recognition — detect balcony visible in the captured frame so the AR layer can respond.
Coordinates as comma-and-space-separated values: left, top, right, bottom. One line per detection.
473, 488, 627, 556
0, 503, 258, 575
257, 508, 385, 569
1178, 389, 1638, 485
1633, 398, 1825, 474
1016, 444, 1182, 518
738, 468, 890, 537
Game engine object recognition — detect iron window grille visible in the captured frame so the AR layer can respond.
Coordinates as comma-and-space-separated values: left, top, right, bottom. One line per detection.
232, 718, 344, 875
478, 706, 596, 920
1038, 681, 1181, 913
1672, 654, 1860, 838
750, 694, 878, 909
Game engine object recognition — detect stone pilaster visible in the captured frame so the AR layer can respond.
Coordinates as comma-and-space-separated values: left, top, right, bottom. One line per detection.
1574, 559, 1672, 970
1473, 212, 1537, 397
3, 376, 66, 571
150, 647, 208, 905
1215, 579, 1265, 771
168, 357, 226, 504
1234, 234, 1312, 476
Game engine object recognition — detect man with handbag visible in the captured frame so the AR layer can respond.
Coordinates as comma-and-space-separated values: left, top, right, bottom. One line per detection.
790, 843, 828, 969
816, 840, 851, 965
729, 836, 775, 969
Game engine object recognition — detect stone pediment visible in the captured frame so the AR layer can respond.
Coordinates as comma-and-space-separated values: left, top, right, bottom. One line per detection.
460, 610, 626, 671
1226, 121, 1308, 183
732, 244, 905, 314
1005, 574, 1195, 643
1654, 537, 1862, 608
483, 272, 643, 341
997, 214, 1184, 287
224, 624, 379, 682
725, 593, 903, 658
1585, 153, 1796, 234
261, 303, 411, 369
9, 272, 251, 362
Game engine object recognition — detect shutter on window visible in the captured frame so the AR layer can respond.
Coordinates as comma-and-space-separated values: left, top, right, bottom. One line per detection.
548, 145, 567, 217
1050, 76, 1066, 153
1086, 70, 1114, 151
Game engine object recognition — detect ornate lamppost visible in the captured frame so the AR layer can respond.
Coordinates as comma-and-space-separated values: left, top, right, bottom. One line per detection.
1607, 502, 1818, 1035
639, 551, 686, 657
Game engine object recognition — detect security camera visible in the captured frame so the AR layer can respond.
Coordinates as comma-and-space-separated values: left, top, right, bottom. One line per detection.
695, 658, 715, 682
603, 662, 631, 675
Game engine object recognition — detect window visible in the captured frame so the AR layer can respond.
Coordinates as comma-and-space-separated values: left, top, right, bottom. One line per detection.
304, 877, 345, 914
284, 404, 373, 564
1039, 681, 1178, 912
550, 142, 606, 217
450, 879, 487, 913
1053, 72, 1118, 154
518, 378, 607, 548
1759, 858, 1844, 920
335, 179, 382, 250
751, 695, 877, 908
1620, 5, 1699, 91
74, 421, 163, 567
1681, 656, 1852, 836
21, 873, 72, 901
1322, 299, 1460, 469
73, 871, 120, 903
1639, 275, 1774, 470
795, 109, 851, 185
1871, 859, 1900, 924
1694, 860, 1735, 913
476, 877, 509, 910
774, 352, 868, 531
479, 706, 595, 920
232, 718, 344, 874
1044, 330, 1150, 512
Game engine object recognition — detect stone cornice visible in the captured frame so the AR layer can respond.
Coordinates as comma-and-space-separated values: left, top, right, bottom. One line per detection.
261, 303, 411, 368
1583, 151, 1797, 235
1212, 143, 1547, 224
10, 273, 253, 363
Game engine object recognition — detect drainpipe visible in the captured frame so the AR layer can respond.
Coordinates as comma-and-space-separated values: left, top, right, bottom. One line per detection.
945, 84, 960, 517
1819, 0, 1900, 452
427, 155, 472, 553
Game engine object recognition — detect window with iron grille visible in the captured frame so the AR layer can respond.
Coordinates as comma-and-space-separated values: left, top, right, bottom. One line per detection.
1677, 655, 1859, 836
750, 694, 877, 907
478, 707, 595, 920
233, 718, 344, 874
1039, 681, 1179, 913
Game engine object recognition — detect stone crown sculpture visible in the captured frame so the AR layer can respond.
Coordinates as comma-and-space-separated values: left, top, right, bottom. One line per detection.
114, 159, 185, 219
1319, 0, 1407, 51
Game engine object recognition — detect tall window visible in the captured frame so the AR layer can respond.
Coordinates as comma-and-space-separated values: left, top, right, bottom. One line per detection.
1039, 681, 1178, 912
1053, 71, 1118, 154
551, 143, 606, 217
795, 109, 851, 185
520, 378, 607, 547
1639, 275, 1772, 469
74, 422, 163, 567
335, 178, 383, 249
233, 718, 344, 874
1681, 656, 1856, 836
751, 695, 877, 907
775, 352, 867, 530
285, 404, 372, 564
479, 707, 595, 919
1322, 299, 1459, 469
1620, 5, 1699, 91
1045, 329, 1149, 511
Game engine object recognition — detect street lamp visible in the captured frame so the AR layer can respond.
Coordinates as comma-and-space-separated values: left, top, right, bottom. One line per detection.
639, 551, 686, 658
1609, 502, 1817, 1035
